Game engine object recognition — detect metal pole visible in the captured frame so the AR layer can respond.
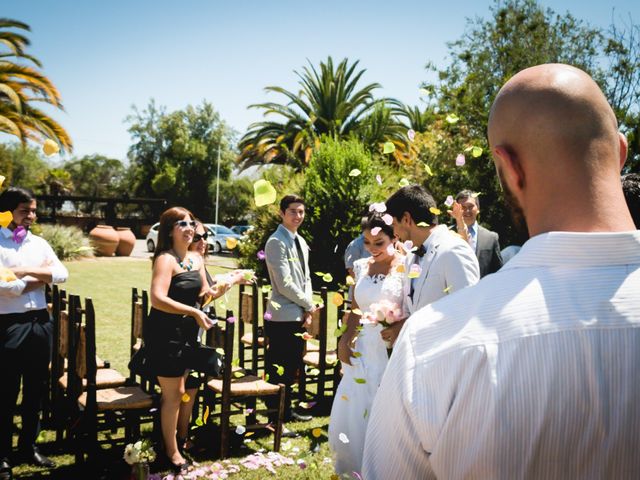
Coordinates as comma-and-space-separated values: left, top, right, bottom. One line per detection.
214, 147, 221, 226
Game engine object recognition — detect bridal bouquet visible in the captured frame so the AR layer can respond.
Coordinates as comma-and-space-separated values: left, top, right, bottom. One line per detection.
362, 299, 403, 328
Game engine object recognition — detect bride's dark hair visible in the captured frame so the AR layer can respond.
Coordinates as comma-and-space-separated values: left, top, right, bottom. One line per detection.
361, 212, 394, 238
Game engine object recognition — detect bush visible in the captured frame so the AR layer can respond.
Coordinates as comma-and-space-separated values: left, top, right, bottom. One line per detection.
38, 224, 94, 261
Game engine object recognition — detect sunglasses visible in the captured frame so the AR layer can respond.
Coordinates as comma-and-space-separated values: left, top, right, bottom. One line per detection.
193, 232, 209, 242
174, 220, 196, 229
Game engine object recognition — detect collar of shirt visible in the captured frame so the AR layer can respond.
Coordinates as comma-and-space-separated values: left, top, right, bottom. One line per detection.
0, 226, 31, 243
281, 224, 298, 241
502, 230, 640, 269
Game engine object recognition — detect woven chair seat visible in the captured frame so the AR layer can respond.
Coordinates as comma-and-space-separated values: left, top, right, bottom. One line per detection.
303, 350, 337, 368
207, 374, 280, 396
59, 368, 126, 389
78, 386, 154, 411
240, 332, 266, 347
305, 341, 320, 352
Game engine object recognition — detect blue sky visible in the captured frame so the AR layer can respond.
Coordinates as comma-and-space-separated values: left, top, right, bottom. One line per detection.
4, 0, 639, 161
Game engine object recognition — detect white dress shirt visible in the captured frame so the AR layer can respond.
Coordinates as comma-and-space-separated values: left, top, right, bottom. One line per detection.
467, 221, 478, 252
0, 227, 68, 314
364, 231, 640, 479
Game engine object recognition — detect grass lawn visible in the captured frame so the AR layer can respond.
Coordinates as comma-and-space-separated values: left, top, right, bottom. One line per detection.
12, 256, 343, 479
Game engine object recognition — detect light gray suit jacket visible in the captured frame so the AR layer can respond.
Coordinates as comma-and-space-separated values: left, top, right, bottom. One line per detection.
403, 225, 480, 316
264, 224, 314, 322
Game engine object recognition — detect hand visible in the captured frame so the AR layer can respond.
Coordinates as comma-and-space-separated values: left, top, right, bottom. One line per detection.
233, 269, 256, 285
303, 310, 313, 330
448, 201, 464, 225
338, 334, 356, 365
192, 309, 213, 330
208, 281, 231, 299
380, 320, 406, 347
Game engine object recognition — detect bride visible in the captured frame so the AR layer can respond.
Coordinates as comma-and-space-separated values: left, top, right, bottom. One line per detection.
329, 212, 405, 477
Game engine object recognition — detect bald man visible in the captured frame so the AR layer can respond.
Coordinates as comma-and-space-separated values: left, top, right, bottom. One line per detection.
363, 64, 640, 479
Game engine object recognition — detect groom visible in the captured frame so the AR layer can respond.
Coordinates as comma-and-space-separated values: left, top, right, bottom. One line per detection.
383, 185, 479, 344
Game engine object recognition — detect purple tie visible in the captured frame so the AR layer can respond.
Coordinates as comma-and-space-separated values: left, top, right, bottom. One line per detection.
13, 226, 27, 244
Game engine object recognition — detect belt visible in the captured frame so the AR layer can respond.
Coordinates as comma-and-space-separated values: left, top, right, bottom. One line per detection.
0, 309, 50, 324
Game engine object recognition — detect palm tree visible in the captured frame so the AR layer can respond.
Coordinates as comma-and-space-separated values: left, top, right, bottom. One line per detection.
239, 56, 398, 170
0, 18, 72, 152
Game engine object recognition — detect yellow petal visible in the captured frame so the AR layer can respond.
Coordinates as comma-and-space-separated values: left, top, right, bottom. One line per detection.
312, 428, 322, 438
43, 139, 60, 156
429, 207, 441, 215
0, 211, 12, 228
181, 393, 191, 403
396, 264, 405, 273
253, 179, 277, 207
0, 175, 5, 188
332, 292, 344, 306
0, 267, 17, 282
226, 237, 238, 250
346, 275, 355, 286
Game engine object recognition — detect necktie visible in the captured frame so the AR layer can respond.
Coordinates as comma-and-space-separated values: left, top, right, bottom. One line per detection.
409, 246, 425, 300
294, 236, 306, 276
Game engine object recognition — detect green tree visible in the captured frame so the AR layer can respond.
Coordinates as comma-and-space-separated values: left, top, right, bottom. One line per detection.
0, 142, 49, 192
0, 18, 72, 152
238, 57, 407, 170
419, 0, 640, 244
63, 154, 127, 197
125, 100, 236, 219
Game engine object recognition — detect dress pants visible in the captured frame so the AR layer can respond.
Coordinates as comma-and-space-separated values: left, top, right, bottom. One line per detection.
0, 310, 53, 458
264, 320, 305, 419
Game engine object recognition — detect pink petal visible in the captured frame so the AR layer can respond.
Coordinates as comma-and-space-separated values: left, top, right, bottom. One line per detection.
455, 154, 466, 167
371, 227, 382, 236
376, 174, 383, 185
382, 214, 393, 225
445, 195, 454, 207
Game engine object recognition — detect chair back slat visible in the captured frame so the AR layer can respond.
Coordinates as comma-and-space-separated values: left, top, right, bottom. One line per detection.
240, 291, 254, 324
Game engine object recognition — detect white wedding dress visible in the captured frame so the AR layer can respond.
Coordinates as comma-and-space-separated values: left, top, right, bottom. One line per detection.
328, 257, 405, 477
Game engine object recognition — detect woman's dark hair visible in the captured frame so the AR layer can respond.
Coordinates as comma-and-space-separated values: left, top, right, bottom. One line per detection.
0, 187, 35, 212
385, 184, 438, 226
361, 212, 394, 239
152, 206, 195, 264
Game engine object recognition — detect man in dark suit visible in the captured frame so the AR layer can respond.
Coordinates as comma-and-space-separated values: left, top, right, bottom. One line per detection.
452, 190, 503, 277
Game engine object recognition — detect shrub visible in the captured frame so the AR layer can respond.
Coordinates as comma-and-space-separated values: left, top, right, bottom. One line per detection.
38, 224, 94, 261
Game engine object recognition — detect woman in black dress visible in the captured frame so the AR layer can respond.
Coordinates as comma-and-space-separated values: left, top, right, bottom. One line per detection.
145, 207, 225, 472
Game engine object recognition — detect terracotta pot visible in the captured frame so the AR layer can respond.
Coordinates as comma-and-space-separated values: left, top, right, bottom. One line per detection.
116, 227, 136, 256
89, 225, 119, 257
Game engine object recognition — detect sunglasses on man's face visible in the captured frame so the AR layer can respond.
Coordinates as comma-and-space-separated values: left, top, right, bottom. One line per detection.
175, 220, 196, 229
193, 232, 209, 242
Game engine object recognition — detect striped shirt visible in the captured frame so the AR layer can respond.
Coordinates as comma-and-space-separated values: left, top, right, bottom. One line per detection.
363, 231, 640, 480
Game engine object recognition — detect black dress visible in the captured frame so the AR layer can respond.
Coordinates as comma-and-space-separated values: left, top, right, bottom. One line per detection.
144, 270, 202, 377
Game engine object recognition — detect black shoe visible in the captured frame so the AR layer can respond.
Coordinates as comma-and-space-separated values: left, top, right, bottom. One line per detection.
290, 411, 313, 422
0, 458, 12, 480
172, 460, 190, 475
16, 447, 55, 468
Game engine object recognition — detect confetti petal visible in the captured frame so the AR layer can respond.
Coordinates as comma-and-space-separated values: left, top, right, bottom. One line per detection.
455, 154, 466, 167
369, 202, 386, 213
386, 243, 395, 255
346, 275, 355, 286
444, 195, 454, 207
0, 211, 12, 228
264, 311, 272, 320
332, 293, 344, 307
396, 264, 405, 273
376, 174, 383, 185
339, 433, 350, 444
443, 285, 452, 293
271, 301, 281, 310
43, 139, 60, 156
226, 237, 238, 250
354, 378, 367, 384
429, 207, 441, 215
274, 364, 285, 376
472, 146, 483, 158
425, 164, 434, 176
407, 129, 416, 141
398, 178, 410, 187
370, 226, 381, 236
408, 264, 422, 279
311, 428, 323, 438
0, 175, 4, 188
417, 221, 430, 227
382, 214, 393, 225
227, 316, 236, 323
348, 169, 362, 177
341, 395, 349, 401
203, 405, 210, 424
181, 393, 191, 403
403, 240, 414, 251
351, 308, 363, 316
445, 113, 460, 124
322, 273, 333, 283
257, 250, 266, 260
235, 425, 246, 435
253, 179, 277, 207
383, 142, 395, 154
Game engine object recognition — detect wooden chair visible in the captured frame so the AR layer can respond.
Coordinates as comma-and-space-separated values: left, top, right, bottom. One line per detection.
204, 309, 285, 459
68, 296, 159, 463
299, 287, 340, 408
237, 282, 266, 375
130, 287, 156, 392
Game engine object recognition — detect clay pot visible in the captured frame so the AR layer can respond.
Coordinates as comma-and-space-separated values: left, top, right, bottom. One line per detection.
89, 225, 119, 257
116, 227, 136, 256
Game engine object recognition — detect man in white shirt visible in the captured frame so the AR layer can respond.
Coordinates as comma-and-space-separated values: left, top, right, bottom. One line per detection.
382, 185, 479, 345
363, 64, 640, 479
0, 187, 68, 479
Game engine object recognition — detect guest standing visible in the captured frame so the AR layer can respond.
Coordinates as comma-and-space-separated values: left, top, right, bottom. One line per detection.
0, 187, 68, 480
